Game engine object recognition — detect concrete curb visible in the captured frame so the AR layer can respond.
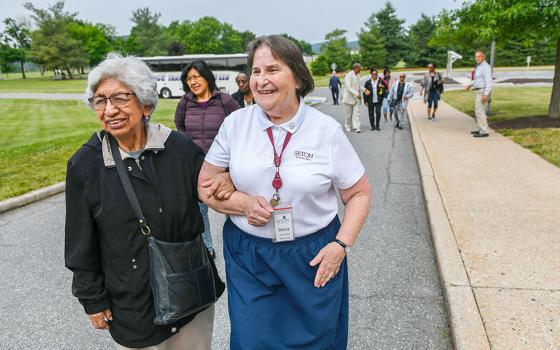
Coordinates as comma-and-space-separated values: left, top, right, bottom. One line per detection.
0, 182, 65, 215
407, 104, 490, 350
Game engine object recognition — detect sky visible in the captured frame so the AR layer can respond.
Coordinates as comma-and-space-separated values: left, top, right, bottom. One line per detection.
1, 0, 462, 43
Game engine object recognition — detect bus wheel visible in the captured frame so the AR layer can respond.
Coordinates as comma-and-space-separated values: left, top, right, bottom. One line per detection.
161, 88, 172, 99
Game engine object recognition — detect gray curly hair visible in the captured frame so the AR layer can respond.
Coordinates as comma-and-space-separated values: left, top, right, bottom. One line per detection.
85, 52, 158, 119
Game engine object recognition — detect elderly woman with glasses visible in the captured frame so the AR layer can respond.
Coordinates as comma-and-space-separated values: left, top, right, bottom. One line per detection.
65, 53, 230, 349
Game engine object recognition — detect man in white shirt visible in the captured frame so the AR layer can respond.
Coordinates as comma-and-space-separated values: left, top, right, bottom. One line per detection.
341, 63, 363, 133
466, 51, 492, 138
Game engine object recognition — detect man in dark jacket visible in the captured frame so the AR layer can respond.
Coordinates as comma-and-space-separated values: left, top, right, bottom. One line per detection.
363, 68, 387, 131
231, 72, 254, 108
328, 71, 342, 105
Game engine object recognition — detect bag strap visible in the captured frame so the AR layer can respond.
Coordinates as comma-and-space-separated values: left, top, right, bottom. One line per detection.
108, 134, 151, 236
217, 93, 229, 116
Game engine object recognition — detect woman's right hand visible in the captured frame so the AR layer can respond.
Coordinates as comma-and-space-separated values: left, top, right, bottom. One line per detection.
88, 309, 112, 330
243, 196, 273, 227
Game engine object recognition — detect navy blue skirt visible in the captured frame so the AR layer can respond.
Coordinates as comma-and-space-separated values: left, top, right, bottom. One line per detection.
223, 216, 349, 350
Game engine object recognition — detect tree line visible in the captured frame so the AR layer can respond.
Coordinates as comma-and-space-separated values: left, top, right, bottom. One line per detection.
310, 1, 556, 75
0, 1, 313, 79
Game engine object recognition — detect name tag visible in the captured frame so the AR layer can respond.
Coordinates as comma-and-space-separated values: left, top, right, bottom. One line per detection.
273, 203, 295, 242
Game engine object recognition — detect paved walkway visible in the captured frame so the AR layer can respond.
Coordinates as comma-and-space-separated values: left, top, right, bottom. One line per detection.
408, 100, 560, 349
0, 88, 451, 349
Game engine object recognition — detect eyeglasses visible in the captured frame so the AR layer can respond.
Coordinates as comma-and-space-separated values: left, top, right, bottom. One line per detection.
186, 75, 203, 83
88, 93, 136, 110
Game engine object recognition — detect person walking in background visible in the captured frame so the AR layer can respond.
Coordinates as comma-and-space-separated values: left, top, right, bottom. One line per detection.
388, 73, 414, 130
329, 71, 342, 105
342, 63, 363, 133
466, 51, 492, 137
381, 68, 395, 122
174, 60, 240, 258
363, 68, 387, 131
420, 63, 443, 122
231, 72, 254, 108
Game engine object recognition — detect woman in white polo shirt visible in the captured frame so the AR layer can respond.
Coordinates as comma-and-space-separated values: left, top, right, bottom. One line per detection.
198, 35, 371, 350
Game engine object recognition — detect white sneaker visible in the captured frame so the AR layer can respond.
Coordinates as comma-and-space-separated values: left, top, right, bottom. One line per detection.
355, 129, 362, 133
345, 127, 351, 132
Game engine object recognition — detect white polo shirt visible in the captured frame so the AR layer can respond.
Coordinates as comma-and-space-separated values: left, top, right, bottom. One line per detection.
205, 99, 365, 238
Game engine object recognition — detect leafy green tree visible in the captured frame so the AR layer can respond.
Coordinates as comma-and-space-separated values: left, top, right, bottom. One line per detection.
68, 21, 114, 66
406, 14, 447, 68
24, 1, 88, 78
0, 44, 19, 77
372, 2, 407, 67
0, 18, 31, 78
309, 54, 329, 76
320, 29, 352, 72
240, 30, 256, 51
280, 34, 313, 55
125, 8, 167, 56
165, 17, 247, 54
358, 18, 386, 69
431, 0, 560, 118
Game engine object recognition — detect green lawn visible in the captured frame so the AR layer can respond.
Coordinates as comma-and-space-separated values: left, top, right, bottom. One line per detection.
443, 86, 560, 168
0, 77, 87, 93
443, 86, 551, 123
0, 98, 178, 200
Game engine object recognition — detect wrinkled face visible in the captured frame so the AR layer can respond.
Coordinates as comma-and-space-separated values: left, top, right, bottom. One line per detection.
354, 65, 362, 74
186, 68, 210, 97
475, 52, 485, 64
371, 71, 378, 80
428, 64, 435, 72
236, 74, 249, 93
399, 74, 406, 82
93, 79, 150, 140
250, 45, 299, 115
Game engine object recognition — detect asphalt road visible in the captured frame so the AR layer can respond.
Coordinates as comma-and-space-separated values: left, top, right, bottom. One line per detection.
0, 88, 452, 349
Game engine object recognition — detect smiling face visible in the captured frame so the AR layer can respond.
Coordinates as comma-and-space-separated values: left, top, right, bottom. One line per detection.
250, 45, 299, 117
371, 71, 378, 80
186, 68, 210, 98
94, 78, 150, 140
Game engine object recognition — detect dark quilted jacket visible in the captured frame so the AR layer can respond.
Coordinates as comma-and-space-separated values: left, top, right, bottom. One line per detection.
174, 90, 240, 154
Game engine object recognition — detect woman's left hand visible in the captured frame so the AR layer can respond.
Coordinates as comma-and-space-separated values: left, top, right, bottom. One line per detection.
309, 242, 346, 288
200, 172, 235, 200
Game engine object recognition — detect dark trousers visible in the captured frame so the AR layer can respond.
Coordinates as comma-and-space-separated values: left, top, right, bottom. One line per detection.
368, 102, 382, 129
331, 87, 339, 105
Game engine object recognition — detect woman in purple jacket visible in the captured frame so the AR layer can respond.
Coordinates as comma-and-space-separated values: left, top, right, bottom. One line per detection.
174, 60, 240, 258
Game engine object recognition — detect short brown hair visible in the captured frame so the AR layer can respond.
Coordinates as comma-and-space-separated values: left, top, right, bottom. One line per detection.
247, 35, 314, 97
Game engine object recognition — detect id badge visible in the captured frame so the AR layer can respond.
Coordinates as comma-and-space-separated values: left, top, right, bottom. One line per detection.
272, 203, 295, 242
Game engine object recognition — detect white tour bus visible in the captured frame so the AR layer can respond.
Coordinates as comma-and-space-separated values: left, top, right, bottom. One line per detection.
139, 54, 248, 99
154, 70, 240, 98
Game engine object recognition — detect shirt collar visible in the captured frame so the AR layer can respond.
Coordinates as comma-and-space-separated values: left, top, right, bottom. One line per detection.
256, 98, 307, 133
101, 123, 172, 167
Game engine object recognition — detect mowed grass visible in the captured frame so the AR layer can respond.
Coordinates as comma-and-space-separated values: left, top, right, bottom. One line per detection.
0, 77, 87, 93
443, 86, 560, 168
0, 98, 179, 200
442, 86, 551, 123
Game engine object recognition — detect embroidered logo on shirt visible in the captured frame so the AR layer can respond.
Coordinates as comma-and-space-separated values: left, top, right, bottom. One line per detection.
294, 150, 314, 161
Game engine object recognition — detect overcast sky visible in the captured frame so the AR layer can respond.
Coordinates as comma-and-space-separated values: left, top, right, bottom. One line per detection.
1, 0, 462, 43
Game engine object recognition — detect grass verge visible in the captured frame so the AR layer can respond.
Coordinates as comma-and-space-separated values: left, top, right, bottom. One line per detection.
443, 86, 560, 168
0, 98, 178, 200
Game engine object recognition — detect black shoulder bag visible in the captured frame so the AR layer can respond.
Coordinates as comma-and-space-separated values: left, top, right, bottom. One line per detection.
109, 135, 218, 325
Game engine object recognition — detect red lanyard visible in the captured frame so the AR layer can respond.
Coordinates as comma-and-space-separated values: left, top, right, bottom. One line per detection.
266, 127, 292, 192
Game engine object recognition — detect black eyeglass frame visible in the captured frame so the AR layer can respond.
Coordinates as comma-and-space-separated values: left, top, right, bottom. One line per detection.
88, 92, 137, 110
